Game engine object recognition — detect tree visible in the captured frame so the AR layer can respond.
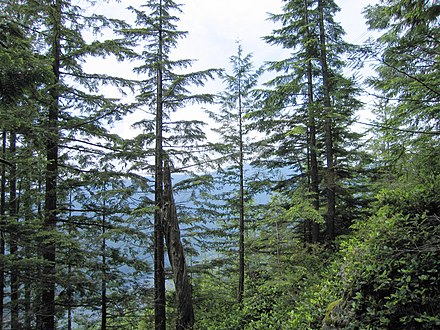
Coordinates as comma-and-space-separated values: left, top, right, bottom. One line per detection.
303, 0, 320, 243
207, 43, 261, 303
121, 1, 217, 328
316, 0, 335, 241
61, 170, 149, 329
260, 0, 326, 242
41, 1, 61, 327
364, 0, 440, 181
163, 161, 194, 330
0, 13, 49, 329
1, 0, 138, 327
261, 0, 362, 242
9, 132, 19, 330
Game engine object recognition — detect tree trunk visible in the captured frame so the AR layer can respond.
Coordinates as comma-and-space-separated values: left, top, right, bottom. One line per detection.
9, 131, 19, 330
318, 0, 336, 242
237, 64, 245, 304
67, 189, 73, 330
24, 283, 31, 329
0, 131, 6, 330
41, 0, 62, 328
35, 178, 43, 330
163, 161, 194, 330
304, 0, 320, 243
22, 147, 33, 329
154, 1, 166, 328
101, 197, 107, 330
101, 235, 107, 330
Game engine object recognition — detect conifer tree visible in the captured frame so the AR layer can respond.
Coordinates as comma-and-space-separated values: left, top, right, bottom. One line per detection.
163, 161, 194, 330
0, 13, 49, 328
60, 170, 149, 329
303, 0, 320, 243
256, 0, 325, 242
9, 132, 19, 330
260, 0, 362, 242
364, 0, 440, 173
42, 1, 61, 326
120, 1, 217, 328
317, 0, 335, 241
207, 43, 261, 303
1, 0, 139, 327
364, 0, 440, 215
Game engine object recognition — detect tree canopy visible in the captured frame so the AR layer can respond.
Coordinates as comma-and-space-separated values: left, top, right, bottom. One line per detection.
0, 0, 438, 329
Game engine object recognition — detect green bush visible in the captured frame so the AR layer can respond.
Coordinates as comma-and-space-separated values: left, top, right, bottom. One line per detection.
324, 185, 440, 329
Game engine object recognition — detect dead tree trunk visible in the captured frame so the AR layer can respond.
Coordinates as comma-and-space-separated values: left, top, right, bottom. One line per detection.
163, 161, 194, 330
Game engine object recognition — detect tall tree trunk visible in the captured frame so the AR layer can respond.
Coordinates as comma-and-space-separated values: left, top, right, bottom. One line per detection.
237, 65, 245, 304
0, 131, 6, 330
41, 0, 62, 328
35, 179, 43, 330
22, 158, 32, 330
22, 174, 34, 329
101, 197, 107, 330
163, 162, 194, 330
304, 0, 320, 243
9, 132, 19, 330
67, 189, 73, 330
24, 283, 31, 329
318, 0, 336, 242
154, 1, 166, 328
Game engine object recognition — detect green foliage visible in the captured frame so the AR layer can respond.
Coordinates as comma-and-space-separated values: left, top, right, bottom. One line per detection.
0, 20, 49, 106
193, 228, 336, 329
326, 200, 440, 328
193, 176, 439, 329
1, 0, 438, 329
285, 188, 324, 225
192, 271, 240, 330
364, 0, 440, 133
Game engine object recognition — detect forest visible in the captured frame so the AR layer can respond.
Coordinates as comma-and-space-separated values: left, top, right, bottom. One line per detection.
0, 0, 439, 329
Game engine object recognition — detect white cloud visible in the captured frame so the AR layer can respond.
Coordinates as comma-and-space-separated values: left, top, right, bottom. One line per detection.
176, 0, 284, 70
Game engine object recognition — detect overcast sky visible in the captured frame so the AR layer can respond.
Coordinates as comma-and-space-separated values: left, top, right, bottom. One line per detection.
88, 0, 380, 138
177, 0, 378, 71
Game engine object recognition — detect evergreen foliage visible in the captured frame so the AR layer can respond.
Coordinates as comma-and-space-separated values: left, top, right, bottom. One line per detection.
249, 0, 364, 243
204, 42, 262, 303
0, 0, 438, 329
120, 1, 217, 328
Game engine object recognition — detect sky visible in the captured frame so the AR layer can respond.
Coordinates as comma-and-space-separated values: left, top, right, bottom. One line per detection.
87, 0, 380, 139
177, 0, 378, 71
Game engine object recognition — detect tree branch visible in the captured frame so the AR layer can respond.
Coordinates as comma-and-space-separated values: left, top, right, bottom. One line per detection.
356, 121, 440, 135
0, 157, 12, 167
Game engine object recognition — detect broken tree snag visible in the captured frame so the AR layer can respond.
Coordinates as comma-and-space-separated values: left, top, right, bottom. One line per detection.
163, 161, 195, 330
